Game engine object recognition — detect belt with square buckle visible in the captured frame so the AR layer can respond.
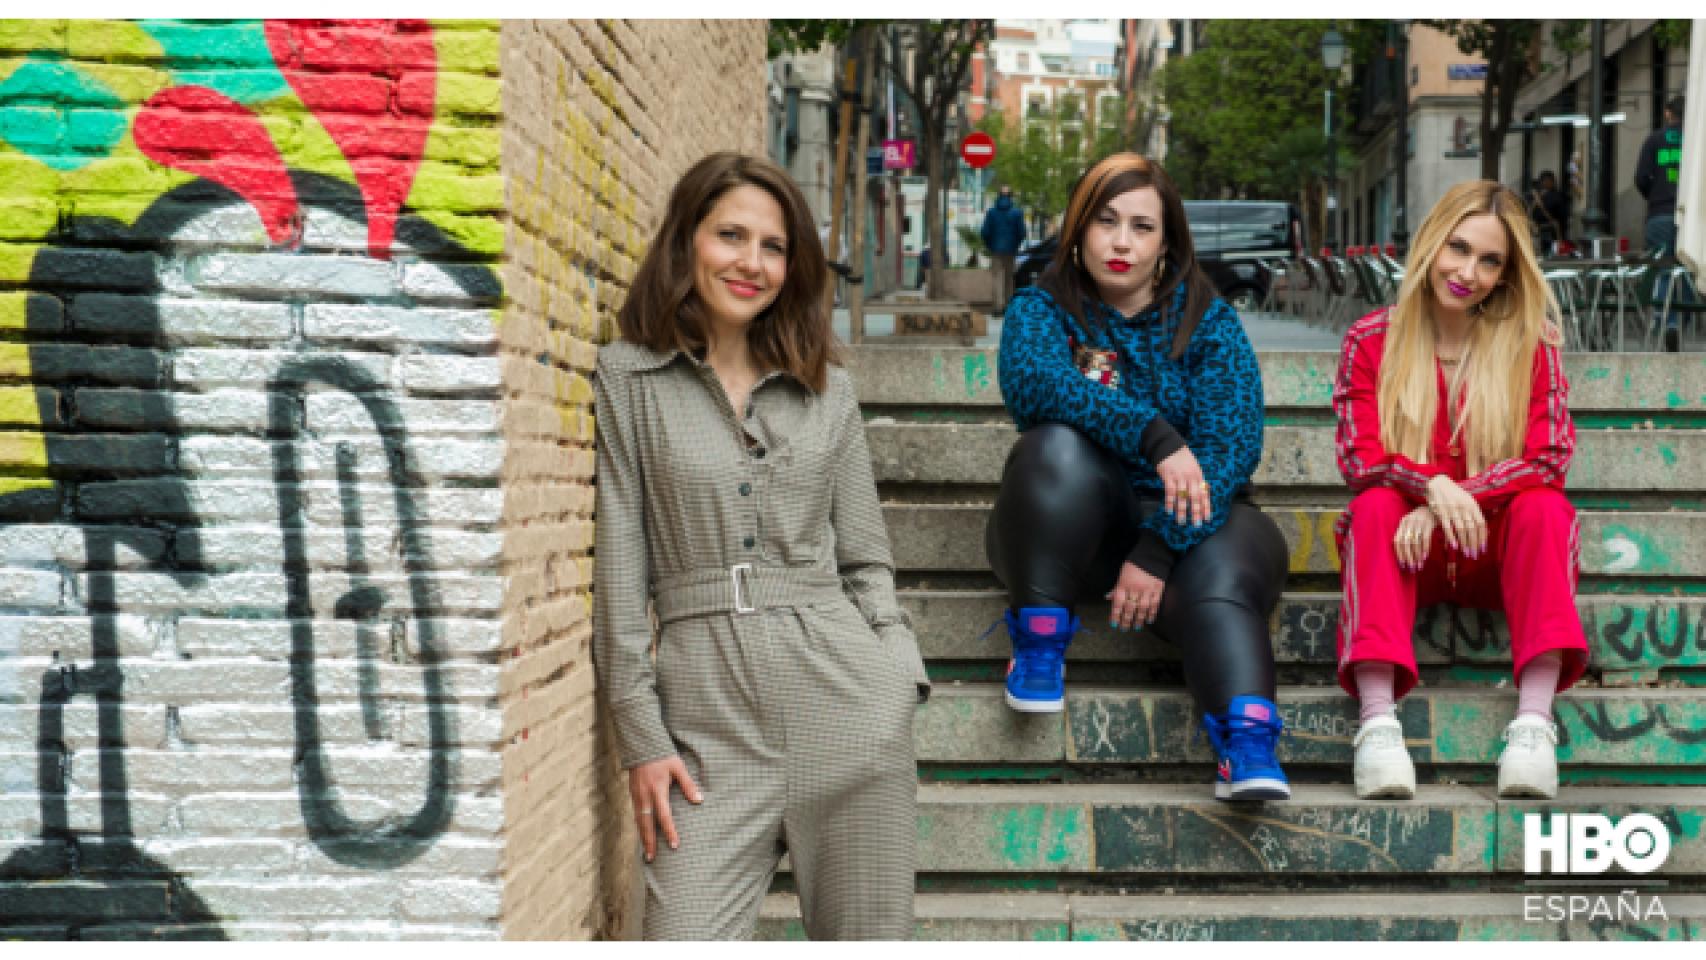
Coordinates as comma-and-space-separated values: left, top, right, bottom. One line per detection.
653, 563, 844, 624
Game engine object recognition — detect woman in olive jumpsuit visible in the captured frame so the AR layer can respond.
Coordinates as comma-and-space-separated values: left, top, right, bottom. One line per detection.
593, 152, 930, 940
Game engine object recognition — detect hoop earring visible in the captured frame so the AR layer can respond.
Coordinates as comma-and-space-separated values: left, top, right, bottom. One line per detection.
1152, 256, 1166, 293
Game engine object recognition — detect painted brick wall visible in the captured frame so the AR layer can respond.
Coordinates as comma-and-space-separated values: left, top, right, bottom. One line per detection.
0, 18, 765, 940
495, 20, 767, 939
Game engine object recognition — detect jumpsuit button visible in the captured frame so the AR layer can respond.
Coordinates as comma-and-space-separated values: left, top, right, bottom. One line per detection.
753, 446, 766, 459
738, 482, 752, 496
743, 536, 756, 549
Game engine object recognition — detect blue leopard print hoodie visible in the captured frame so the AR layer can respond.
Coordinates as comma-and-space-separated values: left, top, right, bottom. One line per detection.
998, 282, 1265, 579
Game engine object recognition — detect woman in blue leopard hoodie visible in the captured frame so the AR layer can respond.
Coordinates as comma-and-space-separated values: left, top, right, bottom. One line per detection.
987, 153, 1291, 801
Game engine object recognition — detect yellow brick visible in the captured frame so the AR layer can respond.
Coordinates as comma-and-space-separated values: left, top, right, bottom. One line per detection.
0, 431, 49, 470
0, 474, 53, 496
0, 20, 67, 55
0, 384, 43, 425
0, 291, 28, 330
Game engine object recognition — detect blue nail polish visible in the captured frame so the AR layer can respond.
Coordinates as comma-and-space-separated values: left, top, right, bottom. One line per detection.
1109, 620, 1118, 629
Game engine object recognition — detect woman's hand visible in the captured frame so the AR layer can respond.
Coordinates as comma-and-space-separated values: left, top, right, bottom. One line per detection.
1157, 446, 1212, 527
1426, 475, 1488, 557
1107, 561, 1165, 631
1393, 505, 1438, 572
627, 755, 702, 862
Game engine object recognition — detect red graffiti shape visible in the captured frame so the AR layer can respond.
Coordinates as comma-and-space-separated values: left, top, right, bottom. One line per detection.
265, 19, 436, 259
134, 86, 301, 246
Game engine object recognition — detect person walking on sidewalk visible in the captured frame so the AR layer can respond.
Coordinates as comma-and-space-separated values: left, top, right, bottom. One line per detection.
981, 184, 1028, 313
1636, 96, 1691, 352
1334, 180, 1589, 802
986, 153, 1292, 802
593, 152, 929, 939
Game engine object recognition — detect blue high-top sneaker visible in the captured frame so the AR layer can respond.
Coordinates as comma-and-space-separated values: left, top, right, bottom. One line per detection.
1002, 606, 1078, 713
1202, 695, 1291, 801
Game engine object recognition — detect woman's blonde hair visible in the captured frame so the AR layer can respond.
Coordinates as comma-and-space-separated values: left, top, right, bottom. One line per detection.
1378, 180, 1562, 473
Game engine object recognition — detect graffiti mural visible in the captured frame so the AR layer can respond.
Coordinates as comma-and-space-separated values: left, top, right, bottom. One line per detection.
1, 20, 501, 936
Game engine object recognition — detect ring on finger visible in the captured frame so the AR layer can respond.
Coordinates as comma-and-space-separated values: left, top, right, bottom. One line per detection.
638, 808, 654, 816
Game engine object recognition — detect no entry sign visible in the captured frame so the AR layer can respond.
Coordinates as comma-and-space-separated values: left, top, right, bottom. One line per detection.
960, 131, 995, 169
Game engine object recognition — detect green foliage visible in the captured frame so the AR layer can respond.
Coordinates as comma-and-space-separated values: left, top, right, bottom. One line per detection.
1157, 19, 1375, 201
767, 20, 863, 58
1654, 20, 1692, 50
977, 97, 1137, 227
956, 225, 985, 265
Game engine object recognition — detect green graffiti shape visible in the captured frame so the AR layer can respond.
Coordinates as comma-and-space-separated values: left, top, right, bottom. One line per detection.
963, 353, 992, 399
138, 20, 287, 104
0, 60, 124, 169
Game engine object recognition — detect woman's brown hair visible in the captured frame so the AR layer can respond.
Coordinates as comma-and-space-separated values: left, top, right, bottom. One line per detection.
1038, 153, 1218, 358
616, 152, 837, 392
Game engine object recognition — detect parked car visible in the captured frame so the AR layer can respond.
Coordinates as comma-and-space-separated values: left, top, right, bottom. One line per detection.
1013, 233, 1058, 291
1184, 200, 1307, 311
1012, 200, 1305, 312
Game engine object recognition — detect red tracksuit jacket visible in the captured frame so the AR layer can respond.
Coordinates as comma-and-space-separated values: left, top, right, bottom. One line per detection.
1333, 308, 1576, 542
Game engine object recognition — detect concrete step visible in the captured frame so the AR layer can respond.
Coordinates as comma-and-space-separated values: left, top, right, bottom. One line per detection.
848, 346, 1706, 417
885, 504, 1706, 579
913, 685, 1706, 771
758, 891, 1706, 940
867, 422, 1706, 494
902, 783, 1705, 877
904, 590, 1706, 679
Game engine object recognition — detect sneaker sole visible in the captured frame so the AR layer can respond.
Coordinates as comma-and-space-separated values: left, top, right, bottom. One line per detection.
1215, 778, 1291, 802
1004, 691, 1063, 713
1355, 780, 1416, 800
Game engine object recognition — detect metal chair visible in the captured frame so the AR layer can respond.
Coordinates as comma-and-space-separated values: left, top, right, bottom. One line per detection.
1542, 268, 1589, 351
1583, 261, 1651, 352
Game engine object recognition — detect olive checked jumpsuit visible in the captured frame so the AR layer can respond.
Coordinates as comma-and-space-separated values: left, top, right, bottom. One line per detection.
593, 340, 930, 940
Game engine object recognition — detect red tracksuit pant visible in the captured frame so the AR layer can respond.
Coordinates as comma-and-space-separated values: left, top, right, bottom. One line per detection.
1335, 485, 1589, 700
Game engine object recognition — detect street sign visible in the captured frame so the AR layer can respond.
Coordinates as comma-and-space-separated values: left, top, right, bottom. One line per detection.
961, 131, 995, 169
883, 139, 915, 171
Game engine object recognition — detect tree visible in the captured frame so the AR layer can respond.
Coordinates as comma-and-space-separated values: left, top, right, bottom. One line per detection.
1422, 20, 1585, 181
979, 95, 1137, 237
1156, 21, 1382, 231
770, 19, 991, 300
885, 20, 993, 298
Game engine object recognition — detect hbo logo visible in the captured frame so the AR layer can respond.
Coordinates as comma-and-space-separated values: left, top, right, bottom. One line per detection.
1524, 813, 1671, 875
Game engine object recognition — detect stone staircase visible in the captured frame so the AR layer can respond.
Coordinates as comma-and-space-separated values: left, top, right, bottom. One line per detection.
759, 344, 1706, 940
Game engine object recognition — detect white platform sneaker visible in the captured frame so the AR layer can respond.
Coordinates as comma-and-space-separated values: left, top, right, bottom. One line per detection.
1498, 714, 1559, 799
1353, 713, 1416, 800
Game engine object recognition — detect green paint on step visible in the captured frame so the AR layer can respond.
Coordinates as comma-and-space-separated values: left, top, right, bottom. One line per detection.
996, 805, 1082, 867
1584, 365, 1611, 381
964, 353, 992, 399
1668, 391, 1687, 408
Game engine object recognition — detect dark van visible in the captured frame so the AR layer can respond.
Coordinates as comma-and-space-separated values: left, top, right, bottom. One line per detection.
1183, 201, 1307, 311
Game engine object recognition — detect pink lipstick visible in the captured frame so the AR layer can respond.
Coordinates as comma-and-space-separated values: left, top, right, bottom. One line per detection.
1106, 260, 1131, 273
1447, 281, 1472, 298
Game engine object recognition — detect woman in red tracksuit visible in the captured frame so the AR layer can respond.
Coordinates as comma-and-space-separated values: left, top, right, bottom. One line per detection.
1333, 180, 1589, 801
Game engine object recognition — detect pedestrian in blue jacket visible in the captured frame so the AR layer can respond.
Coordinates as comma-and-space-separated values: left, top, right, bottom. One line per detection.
981, 185, 1028, 312
985, 152, 1291, 802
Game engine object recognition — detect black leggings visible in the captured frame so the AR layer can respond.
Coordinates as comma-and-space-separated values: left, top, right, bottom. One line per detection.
985, 423, 1289, 714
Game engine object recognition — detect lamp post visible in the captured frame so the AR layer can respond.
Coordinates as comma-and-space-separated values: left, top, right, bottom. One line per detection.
1581, 19, 1609, 242
1391, 20, 1410, 256
1321, 27, 1347, 254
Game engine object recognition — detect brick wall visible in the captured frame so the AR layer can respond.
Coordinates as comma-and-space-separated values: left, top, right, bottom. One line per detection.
0, 18, 766, 940
495, 20, 767, 939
